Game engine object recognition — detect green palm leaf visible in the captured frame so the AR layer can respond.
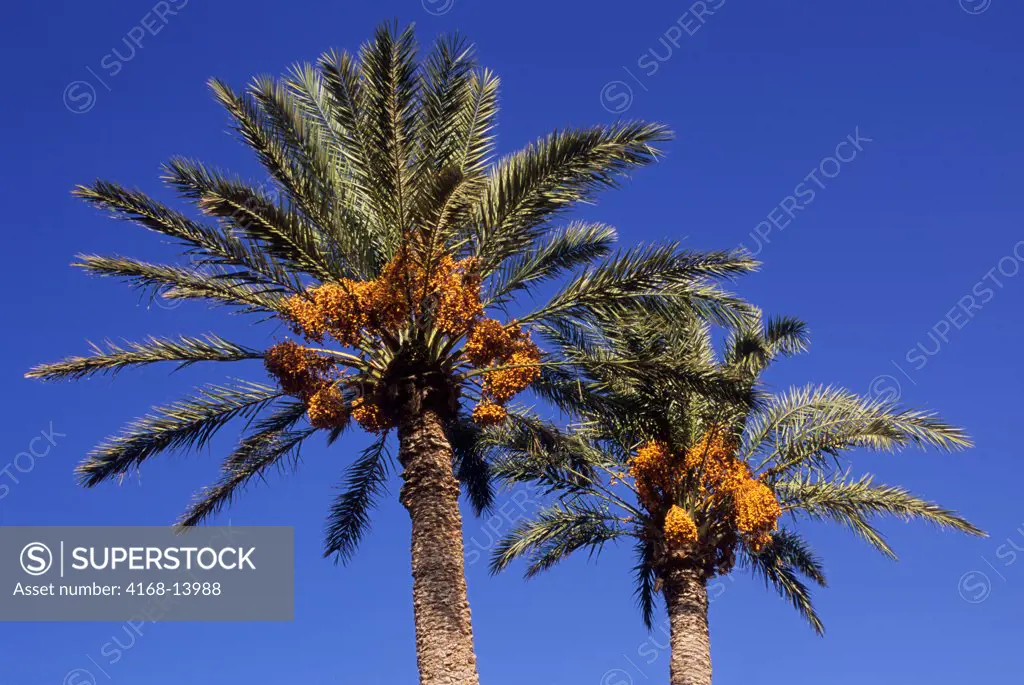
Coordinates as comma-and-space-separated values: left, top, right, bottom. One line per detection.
323, 435, 391, 563
26, 334, 262, 381
73, 254, 288, 312
78, 382, 282, 487
177, 401, 313, 526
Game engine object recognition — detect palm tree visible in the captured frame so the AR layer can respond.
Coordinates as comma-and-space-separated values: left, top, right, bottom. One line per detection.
490, 311, 984, 685
26, 23, 756, 685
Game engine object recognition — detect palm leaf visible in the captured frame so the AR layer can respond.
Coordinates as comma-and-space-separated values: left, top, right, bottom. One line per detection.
747, 385, 973, 475
486, 221, 617, 305
323, 435, 391, 563
26, 334, 261, 381
447, 414, 496, 515
163, 157, 338, 281
633, 537, 659, 630
490, 501, 625, 577
776, 472, 986, 552
520, 245, 757, 329
73, 254, 288, 312
73, 180, 301, 293
471, 122, 671, 273
78, 381, 282, 486
177, 400, 313, 526
742, 528, 826, 634
357, 21, 419, 249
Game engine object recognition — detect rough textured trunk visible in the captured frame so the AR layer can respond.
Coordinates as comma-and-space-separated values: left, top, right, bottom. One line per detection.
663, 567, 712, 685
398, 405, 480, 685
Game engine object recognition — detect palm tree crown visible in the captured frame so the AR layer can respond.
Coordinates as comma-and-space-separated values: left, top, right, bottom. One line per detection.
491, 310, 983, 633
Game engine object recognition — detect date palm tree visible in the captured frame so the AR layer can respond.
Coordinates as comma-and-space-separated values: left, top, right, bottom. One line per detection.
26, 23, 755, 685
490, 311, 984, 685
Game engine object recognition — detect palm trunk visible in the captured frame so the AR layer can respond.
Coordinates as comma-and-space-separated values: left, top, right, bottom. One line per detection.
663, 567, 712, 685
397, 404, 480, 685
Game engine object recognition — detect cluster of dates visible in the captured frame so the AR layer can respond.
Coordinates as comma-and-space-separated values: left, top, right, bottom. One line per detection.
264, 254, 540, 432
629, 429, 781, 570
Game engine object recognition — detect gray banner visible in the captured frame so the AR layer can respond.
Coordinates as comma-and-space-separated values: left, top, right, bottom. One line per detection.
0, 526, 293, 621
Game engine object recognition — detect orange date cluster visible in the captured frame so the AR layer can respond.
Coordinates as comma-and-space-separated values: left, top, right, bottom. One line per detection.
628, 428, 781, 564
264, 254, 541, 431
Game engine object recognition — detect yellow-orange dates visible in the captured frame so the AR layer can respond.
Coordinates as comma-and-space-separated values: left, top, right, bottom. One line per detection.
269, 253, 540, 434
482, 345, 541, 403
306, 385, 348, 430
264, 341, 334, 398
282, 254, 484, 344
627, 427, 781, 560
351, 396, 392, 433
464, 319, 513, 367
664, 505, 698, 548
472, 401, 508, 426
732, 477, 781, 552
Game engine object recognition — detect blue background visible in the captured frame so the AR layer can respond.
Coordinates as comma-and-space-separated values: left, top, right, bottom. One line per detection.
1, 1, 1021, 683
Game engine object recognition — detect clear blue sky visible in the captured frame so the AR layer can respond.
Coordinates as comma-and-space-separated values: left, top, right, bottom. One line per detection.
2, 1, 1022, 683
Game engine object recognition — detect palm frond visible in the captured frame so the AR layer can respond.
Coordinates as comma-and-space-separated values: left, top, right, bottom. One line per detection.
284, 63, 385, 278
486, 221, 617, 305
763, 315, 811, 357
490, 501, 625, 577
777, 472, 986, 548
633, 536, 659, 630
742, 528, 827, 634
471, 122, 671, 273
519, 245, 757, 329
26, 334, 261, 381
316, 49, 377, 208
177, 400, 312, 526
357, 21, 419, 249
209, 75, 353, 247
451, 68, 499, 179
163, 157, 338, 281
487, 414, 609, 494
73, 180, 301, 293
414, 34, 475, 181
323, 435, 391, 563
73, 254, 288, 312
77, 381, 282, 487
746, 385, 973, 475
447, 415, 495, 515
725, 313, 809, 379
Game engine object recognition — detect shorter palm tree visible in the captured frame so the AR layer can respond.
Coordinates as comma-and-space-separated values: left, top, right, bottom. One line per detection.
490, 312, 984, 685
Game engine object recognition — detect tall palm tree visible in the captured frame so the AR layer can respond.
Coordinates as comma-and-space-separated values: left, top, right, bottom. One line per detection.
490, 311, 984, 685
26, 23, 756, 685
